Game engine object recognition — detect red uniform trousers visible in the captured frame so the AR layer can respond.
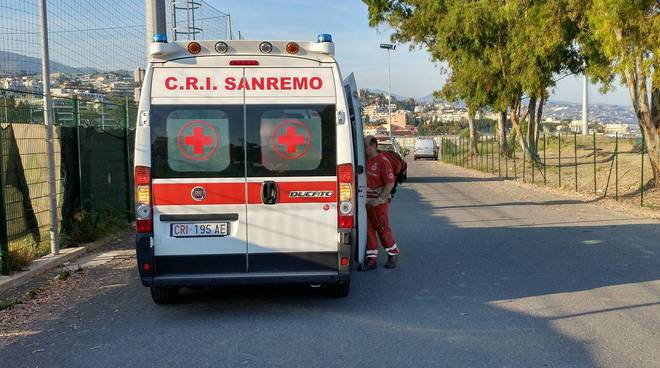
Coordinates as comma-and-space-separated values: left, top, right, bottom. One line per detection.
366, 202, 399, 259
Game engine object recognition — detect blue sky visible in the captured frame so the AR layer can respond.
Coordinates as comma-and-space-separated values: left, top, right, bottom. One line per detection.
212, 0, 631, 106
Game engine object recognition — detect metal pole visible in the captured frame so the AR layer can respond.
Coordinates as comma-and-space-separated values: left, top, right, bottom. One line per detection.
227, 14, 232, 40
0, 127, 10, 275
146, 0, 167, 55
574, 132, 578, 192
582, 74, 589, 135
593, 131, 597, 193
558, 133, 562, 187
505, 139, 508, 179
498, 136, 501, 177
39, 0, 60, 255
72, 96, 83, 212
124, 97, 133, 221
386, 49, 392, 137
3, 93, 7, 123
641, 131, 645, 206
491, 137, 495, 174
615, 132, 618, 201
513, 146, 517, 179
543, 134, 547, 185
522, 146, 526, 182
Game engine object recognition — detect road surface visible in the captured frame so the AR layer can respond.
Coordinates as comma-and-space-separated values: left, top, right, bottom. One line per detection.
2, 160, 660, 368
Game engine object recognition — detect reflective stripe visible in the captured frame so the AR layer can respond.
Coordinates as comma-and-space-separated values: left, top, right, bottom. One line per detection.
384, 244, 398, 252
366, 250, 378, 255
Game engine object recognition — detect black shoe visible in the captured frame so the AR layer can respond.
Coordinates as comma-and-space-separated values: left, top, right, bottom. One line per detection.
385, 255, 398, 269
360, 259, 378, 271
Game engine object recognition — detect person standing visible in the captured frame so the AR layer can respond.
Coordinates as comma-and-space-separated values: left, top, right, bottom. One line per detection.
363, 135, 400, 270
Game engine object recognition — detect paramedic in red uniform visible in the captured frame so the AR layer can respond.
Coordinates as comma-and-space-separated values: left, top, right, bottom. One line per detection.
363, 135, 400, 270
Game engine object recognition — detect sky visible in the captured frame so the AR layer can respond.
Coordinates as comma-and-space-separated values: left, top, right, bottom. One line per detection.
211, 0, 632, 107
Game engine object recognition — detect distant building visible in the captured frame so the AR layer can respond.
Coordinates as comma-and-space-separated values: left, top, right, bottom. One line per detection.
604, 123, 636, 136
364, 125, 388, 136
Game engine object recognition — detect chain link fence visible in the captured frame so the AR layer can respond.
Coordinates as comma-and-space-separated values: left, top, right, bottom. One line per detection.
0, 88, 136, 274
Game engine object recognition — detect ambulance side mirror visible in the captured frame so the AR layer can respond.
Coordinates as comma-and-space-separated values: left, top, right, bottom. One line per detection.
356, 165, 364, 174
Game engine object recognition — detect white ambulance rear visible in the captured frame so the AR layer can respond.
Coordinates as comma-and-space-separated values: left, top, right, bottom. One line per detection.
133, 34, 367, 304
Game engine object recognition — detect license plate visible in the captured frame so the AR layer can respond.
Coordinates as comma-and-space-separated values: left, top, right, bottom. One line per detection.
170, 222, 229, 238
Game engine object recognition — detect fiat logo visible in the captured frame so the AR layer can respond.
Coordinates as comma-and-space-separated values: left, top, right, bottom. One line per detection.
191, 186, 207, 201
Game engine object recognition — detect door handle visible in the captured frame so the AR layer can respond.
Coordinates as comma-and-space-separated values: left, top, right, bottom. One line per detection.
261, 181, 278, 205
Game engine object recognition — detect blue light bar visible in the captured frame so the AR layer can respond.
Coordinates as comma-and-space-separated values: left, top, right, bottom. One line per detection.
317, 33, 333, 43
153, 33, 167, 43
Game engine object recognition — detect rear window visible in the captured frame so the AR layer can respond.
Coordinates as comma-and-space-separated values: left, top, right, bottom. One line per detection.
150, 106, 244, 178
246, 104, 336, 177
417, 139, 435, 147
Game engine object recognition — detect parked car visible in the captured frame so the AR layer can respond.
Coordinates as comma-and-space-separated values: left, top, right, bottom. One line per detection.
414, 137, 438, 160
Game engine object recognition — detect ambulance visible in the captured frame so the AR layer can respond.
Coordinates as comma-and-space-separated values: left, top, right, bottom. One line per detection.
133, 34, 368, 304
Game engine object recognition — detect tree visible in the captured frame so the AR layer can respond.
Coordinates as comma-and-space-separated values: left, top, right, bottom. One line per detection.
363, 0, 582, 163
581, 0, 660, 186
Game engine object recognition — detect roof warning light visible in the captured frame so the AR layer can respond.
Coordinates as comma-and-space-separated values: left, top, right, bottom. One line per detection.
317, 34, 332, 43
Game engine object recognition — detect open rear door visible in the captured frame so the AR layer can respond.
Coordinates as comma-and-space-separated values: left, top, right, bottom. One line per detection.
342, 73, 367, 268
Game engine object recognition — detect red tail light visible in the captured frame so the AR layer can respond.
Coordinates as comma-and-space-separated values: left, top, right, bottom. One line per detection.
337, 163, 354, 230
135, 166, 152, 233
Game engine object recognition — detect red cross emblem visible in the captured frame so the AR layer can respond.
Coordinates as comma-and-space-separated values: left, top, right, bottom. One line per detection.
177, 120, 219, 161
271, 119, 312, 160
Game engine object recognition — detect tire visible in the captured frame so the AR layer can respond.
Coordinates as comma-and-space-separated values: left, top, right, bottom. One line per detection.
150, 286, 179, 305
326, 279, 351, 298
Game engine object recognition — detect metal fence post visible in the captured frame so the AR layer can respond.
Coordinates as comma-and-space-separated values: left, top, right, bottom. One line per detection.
522, 146, 526, 182
491, 137, 495, 174
498, 136, 501, 177
558, 132, 562, 187
72, 96, 84, 213
505, 139, 508, 179
615, 132, 619, 201
123, 98, 133, 221
543, 134, 547, 185
641, 130, 645, 207
0, 127, 9, 275
513, 146, 517, 179
574, 132, 578, 192
593, 131, 597, 193
531, 145, 535, 184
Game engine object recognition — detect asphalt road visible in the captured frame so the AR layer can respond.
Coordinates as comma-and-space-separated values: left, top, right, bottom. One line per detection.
3, 160, 660, 368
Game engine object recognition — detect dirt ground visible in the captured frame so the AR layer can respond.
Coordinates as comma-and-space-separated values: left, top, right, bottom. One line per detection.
0, 234, 134, 347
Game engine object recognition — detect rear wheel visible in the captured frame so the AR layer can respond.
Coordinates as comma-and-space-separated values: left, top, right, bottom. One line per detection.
150, 286, 179, 305
326, 279, 351, 298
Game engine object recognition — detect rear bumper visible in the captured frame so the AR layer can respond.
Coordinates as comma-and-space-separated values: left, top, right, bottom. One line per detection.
144, 271, 343, 287
136, 230, 354, 288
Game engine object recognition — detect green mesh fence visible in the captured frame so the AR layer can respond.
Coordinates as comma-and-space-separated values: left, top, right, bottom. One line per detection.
1, 89, 135, 274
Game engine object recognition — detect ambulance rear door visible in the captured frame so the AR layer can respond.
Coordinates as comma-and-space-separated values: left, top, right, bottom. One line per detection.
149, 67, 248, 275
244, 67, 339, 273
342, 73, 367, 267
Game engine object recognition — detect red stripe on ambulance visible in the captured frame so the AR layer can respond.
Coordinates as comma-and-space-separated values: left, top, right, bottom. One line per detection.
153, 181, 336, 205
153, 183, 245, 205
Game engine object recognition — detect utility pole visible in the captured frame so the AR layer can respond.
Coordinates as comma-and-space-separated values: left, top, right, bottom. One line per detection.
228, 14, 232, 40
582, 74, 589, 135
146, 0, 167, 49
39, 0, 59, 255
380, 43, 396, 137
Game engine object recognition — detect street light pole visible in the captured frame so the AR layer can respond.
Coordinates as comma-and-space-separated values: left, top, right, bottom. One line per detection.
380, 43, 396, 137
